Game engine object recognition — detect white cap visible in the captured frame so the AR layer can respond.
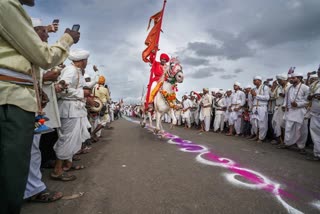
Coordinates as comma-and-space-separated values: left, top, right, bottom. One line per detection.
253, 76, 262, 80
244, 85, 252, 89
276, 74, 287, 80
226, 89, 232, 92
31, 18, 42, 27
68, 49, 90, 61
291, 73, 304, 78
234, 81, 241, 87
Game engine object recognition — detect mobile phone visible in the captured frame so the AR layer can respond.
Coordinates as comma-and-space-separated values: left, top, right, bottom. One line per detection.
72, 24, 80, 32
53, 19, 59, 24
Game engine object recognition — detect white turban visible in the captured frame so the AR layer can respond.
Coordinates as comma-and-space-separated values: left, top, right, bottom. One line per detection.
276, 74, 287, 80
234, 81, 241, 87
68, 49, 90, 61
31, 18, 42, 27
253, 76, 262, 80
291, 73, 303, 78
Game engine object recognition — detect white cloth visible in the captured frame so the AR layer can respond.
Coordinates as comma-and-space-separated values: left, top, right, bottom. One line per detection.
310, 114, 320, 157
283, 83, 309, 148
250, 84, 270, 140
228, 90, 245, 134
54, 117, 91, 160
24, 134, 46, 199
68, 49, 90, 61
213, 97, 226, 131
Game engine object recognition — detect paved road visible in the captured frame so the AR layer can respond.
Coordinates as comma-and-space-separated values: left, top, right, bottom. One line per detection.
22, 117, 320, 214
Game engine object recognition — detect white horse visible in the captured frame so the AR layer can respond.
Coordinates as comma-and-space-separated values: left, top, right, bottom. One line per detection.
141, 58, 184, 133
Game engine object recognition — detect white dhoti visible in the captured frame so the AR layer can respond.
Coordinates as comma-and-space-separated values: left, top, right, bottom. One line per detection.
24, 134, 46, 199
214, 111, 225, 132
228, 111, 242, 134
310, 113, 320, 157
54, 117, 91, 160
251, 106, 268, 140
284, 119, 308, 149
175, 111, 182, 126
182, 109, 191, 128
191, 110, 199, 125
272, 106, 285, 137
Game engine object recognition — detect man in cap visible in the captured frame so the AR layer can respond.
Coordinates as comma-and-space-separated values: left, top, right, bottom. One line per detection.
52, 49, 93, 180
250, 76, 270, 142
182, 94, 193, 128
279, 73, 309, 153
0, 0, 80, 212
306, 71, 320, 160
271, 74, 290, 144
91, 75, 111, 141
213, 90, 226, 133
226, 82, 246, 136
199, 88, 212, 132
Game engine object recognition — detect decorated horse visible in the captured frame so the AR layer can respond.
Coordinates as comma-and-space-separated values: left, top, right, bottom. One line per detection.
141, 57, 184, 133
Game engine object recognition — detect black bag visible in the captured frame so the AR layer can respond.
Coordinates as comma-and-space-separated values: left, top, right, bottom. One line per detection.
100, 105, 107, 117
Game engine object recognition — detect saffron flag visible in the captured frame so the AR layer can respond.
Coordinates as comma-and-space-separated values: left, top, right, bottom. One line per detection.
142, 10, 163, 63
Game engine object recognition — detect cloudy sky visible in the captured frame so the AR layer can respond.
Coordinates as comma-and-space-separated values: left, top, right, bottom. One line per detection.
26, 0, 320, 102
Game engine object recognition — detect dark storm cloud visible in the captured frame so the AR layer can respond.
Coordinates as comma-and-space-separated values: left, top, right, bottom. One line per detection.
234, 68, 244, 73
220, 74, 237, 80
188, 67, 225, 79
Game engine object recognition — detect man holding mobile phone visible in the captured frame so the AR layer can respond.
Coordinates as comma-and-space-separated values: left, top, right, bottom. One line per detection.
0, 0, 80, 213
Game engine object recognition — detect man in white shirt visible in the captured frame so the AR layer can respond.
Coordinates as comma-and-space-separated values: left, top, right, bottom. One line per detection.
306, 72, 320, 160
271, 74, 290, 144
279, 73, 309, 153
213, 90, 226, 132
52, 49, 94, 181
200, 88, 212, 132
250, 76, 270, 142
182, 94, 193, 128
226, 82, 246, 136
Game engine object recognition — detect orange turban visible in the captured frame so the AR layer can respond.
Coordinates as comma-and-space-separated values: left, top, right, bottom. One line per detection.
98, 75, 105, 85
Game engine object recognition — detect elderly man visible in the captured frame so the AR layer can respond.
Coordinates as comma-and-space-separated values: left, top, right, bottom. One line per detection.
182, 94, 193, 128
200, 88, 212, 132
213, 90, 226, 133
271, 74, 291, 144
52, 49, 93, 181
249, 76, 270, 142
279, 73, 309, 153
0, 0, 79, 212
227, 82, 246, 136
306, 72, 320, 160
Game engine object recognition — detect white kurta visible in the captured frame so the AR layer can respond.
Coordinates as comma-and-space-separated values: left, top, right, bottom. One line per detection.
182, 99, 192, 127
283, 83, 309, 148
229, 90, 246, 134
54, 65, 91, 160
309, 80, 320, 157
213, 97, 226, 132
250, 84, 270, 140
200, 94, 212, 131
272, 83, 291, 137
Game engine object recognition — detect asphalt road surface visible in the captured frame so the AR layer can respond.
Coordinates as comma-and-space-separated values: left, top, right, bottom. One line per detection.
22, 117, 320, 214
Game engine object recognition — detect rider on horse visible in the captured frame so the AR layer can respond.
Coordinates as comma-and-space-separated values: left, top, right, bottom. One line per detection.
147, 53, 170, 111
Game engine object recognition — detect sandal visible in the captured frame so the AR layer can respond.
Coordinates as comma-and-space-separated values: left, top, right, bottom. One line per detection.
50, 172, 77, 181
28, 189, 63, 203
63, 165, 85, 172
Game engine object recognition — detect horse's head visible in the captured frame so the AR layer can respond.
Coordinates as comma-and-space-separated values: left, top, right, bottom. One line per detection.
167, 57, 184, 83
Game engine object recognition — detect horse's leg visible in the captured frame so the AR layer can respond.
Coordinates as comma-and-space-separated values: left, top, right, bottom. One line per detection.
140, 110, 146, 128
155, 111, 162, 134
169, 108, 177, 129
148, 112, 152, 127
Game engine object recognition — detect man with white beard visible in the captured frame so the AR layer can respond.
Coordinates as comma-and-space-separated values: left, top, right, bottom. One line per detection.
213, 90, 226, 133
52, 49, 94, 181
250, 76, 270, 142
306, 72, 320, 161
182, 94, 193, 128
279, 73, 309, 153
271, 74, 291, 145
226, 82, 246, 136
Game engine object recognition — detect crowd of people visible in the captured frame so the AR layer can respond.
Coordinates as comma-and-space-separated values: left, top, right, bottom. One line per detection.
127, 68, 320, 163
0, 0, 125, 213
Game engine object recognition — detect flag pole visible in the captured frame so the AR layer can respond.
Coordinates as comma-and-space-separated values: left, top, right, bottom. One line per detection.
144, 0, 167, 110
